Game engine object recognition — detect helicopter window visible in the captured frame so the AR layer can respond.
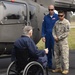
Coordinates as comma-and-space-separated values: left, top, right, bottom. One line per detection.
0, 1, 27, 24
6, 14, 20, 19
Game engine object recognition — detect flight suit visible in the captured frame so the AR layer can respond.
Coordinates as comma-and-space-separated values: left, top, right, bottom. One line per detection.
42, 13, 58, 68
53, 18, 70, 70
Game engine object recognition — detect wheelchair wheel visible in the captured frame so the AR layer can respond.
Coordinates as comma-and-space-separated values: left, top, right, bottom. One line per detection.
7, 61, 18, 75
23, 61, 45, 75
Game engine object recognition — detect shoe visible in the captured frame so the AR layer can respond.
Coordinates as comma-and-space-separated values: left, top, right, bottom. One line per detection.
52, 68, 62, 73
62, 70, 69, 74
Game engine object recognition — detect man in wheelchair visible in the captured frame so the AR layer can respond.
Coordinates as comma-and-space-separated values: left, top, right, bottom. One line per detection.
11, 25, 48, 75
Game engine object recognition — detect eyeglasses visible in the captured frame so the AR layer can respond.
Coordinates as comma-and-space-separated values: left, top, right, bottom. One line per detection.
58, 15, 63, 17
48, 9, 54, 11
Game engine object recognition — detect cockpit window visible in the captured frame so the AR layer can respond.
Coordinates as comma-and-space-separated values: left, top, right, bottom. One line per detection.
0, 1, 27, 24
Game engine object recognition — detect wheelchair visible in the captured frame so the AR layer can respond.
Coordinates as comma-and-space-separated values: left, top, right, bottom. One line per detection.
7, 49, 48, 75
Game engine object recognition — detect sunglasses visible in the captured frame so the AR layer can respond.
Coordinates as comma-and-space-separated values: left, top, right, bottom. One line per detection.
48, 9, 54, 11
58, 15, 63, 17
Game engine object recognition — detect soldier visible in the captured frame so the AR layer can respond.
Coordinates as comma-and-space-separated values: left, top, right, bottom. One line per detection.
52, 10, 70, 74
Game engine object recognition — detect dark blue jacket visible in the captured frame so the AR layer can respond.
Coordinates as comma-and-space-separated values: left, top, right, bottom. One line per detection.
12, 35, 46, 61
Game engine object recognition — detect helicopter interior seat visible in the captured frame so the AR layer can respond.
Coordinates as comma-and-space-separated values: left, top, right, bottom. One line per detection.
7, 48, 48, 75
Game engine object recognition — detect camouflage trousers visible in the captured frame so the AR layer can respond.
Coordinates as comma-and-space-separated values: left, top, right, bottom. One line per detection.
54, 40, 69, 70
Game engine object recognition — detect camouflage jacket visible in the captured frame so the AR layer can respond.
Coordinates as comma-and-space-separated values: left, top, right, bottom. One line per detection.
53, 18, 70, 41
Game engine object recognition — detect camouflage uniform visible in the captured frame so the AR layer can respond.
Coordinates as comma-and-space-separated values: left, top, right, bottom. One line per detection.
53, 18, 70, 70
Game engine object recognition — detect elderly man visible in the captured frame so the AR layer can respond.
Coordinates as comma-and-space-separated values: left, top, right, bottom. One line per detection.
11, 25, 48, 67
41, 5, 58, 69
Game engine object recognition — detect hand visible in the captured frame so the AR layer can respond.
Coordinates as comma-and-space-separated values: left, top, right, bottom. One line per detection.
44, 48, 48, 54
42, 37, 46, 42
54, 36, 58, 42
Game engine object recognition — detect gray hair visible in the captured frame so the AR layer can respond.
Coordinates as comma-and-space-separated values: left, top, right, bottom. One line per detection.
23, 26, 33, 36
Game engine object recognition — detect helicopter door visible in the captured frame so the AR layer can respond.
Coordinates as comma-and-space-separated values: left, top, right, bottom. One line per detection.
0, 1, 28, 42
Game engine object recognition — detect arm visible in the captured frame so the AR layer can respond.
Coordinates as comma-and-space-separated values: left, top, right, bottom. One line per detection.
41, 17, 46, 42
52, 23, 58, 42
53, 24, 56, 38
41, 17, 46, 37
27, 38, 46, 57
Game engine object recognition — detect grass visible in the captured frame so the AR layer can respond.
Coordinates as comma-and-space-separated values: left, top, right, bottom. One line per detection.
37, 39, 45, 50
68, 28, 75, 50
37, 28, 75, 50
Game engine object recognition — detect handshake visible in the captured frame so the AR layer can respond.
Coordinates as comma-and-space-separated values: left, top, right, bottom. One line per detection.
44, 48, 48, 54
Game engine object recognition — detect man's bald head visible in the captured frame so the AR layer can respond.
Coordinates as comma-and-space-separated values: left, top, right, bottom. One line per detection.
48, 5, 55, 15
48, 5, 55, 10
